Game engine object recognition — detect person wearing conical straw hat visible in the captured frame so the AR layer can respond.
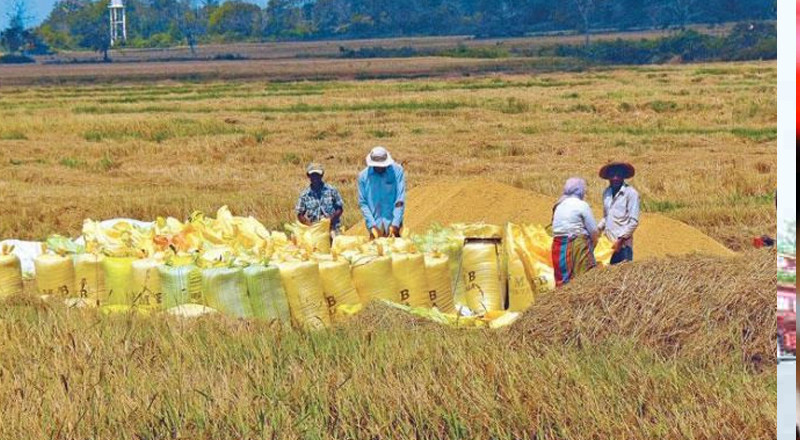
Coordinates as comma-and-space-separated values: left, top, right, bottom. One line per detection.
296, 162, 345, 236
358, 146, 406, 239
551, 177, 600, 287
598, 161, 640, 265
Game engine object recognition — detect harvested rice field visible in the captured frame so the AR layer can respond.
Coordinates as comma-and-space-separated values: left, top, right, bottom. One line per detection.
0, 61, 776, 251
0, 58, 777, 438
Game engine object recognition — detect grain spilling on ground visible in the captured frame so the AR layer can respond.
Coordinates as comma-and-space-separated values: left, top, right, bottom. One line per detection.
372, 178, 735, 258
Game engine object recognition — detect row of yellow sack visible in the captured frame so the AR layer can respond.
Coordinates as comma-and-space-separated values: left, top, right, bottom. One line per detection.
0, 247, 459, 330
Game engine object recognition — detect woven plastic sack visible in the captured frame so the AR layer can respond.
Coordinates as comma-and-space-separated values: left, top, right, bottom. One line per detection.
423, 254, 456, 313
332, 235, 367, 255
594, 236, 615, 266
318, 259, 361, 320
452, 223, 503, 239
201, 267, 252, 319
286, 218, 331, 254
278, 261, 330, 330
159, 265, 203, 309
35, 254, 75, 297
351, 255, 398, 303
391, 253, 429, 308
131, 259, 162, 309
73, 254, 105, 303
244, 265, 291, 323
507, 259, 534, 312
0, 250, 23, 298
103, 257, 135, 305
505, 224, 536, 312
460, 241, 505, 313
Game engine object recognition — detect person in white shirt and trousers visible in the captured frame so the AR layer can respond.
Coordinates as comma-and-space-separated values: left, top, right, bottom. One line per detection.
597, 162, 641, 265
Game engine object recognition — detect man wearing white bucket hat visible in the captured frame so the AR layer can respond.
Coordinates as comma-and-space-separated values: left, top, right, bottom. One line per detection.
358, 146, 406, 239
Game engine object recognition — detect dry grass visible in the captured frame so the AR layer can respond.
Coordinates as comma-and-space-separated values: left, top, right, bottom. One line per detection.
0, 61, 776, 252
0, 252, 777, 438
512, 250, 777, 371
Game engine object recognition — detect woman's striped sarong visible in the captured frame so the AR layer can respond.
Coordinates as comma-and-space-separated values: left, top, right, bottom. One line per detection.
552, 235, 596, 287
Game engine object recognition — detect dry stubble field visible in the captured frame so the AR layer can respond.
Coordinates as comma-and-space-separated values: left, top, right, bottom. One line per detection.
0, 60, 776, 248
0, 58, 778, 439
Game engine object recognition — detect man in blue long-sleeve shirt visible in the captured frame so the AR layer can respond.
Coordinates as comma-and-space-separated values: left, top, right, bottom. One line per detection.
358, 146, 406, 239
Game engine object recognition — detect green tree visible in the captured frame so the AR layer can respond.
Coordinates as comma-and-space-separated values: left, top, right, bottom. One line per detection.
209, 0, 261, 39
72, 0, 111, 61
1, 0, 32, 54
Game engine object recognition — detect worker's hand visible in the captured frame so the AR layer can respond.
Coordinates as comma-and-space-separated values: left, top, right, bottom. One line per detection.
369, 227, 382, 240
612, 239, 623, 254
389, 226, 400, 238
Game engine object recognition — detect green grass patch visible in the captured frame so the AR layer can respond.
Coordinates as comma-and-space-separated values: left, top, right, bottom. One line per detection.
0, 131, 28, 140
281, 152, 303, 165
492, 97, 530, 114
642, 199, 686, 213
730, 127, 777, 142
648, 100, 679, 113
59, 157, 87, 169
96, 153, 119, 172
366, 129, 395, 139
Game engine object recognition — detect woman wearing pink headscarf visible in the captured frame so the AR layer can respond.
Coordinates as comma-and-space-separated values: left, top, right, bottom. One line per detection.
551, 178, 600, 287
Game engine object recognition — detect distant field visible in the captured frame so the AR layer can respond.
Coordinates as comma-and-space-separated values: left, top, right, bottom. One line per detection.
0, 61, 776, 250
39, 24, 735, 64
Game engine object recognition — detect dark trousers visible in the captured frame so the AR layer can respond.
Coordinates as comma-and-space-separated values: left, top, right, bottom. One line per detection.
610, 246, 634, 265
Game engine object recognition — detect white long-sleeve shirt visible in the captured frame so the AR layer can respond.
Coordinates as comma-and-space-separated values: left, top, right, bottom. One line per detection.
552, 197, 599, 238
598, 184, 641, 248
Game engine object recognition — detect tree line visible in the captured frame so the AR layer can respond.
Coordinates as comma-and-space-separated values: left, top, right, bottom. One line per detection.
10, 0, 775, 54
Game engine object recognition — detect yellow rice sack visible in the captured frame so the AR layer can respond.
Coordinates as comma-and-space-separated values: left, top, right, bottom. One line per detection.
286, 219, 331, 254
423, 254, 456, 313
505, 223, 535, 312
318, 259, 361, 321
103, 257, 135, 305
460, 241, 505, 313
73, 254, 105, 303
278, 261, 330, 330
35, 254, 75, 297
0, 252, 23, 298
351, 255, 398, 303
332, 235, 367, 254
131, 259, 162, 309
391, 253, 430, 308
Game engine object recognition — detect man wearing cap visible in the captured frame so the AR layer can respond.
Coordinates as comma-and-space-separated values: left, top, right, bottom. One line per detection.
358, 146, 406, 239
296, 163, 345, 235
598, 162, 640, 265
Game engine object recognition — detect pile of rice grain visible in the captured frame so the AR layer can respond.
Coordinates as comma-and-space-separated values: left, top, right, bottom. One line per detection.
349, 178, 734, 259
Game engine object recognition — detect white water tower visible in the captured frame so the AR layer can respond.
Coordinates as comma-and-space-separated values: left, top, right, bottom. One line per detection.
109, 0, 127, 46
